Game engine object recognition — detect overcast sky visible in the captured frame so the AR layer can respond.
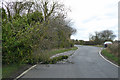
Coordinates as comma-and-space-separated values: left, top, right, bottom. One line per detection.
64, 0, 119, 41
1, 0, 119, 41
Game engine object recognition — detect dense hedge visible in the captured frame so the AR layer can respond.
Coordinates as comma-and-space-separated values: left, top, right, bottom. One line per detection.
1, 1, 75, 64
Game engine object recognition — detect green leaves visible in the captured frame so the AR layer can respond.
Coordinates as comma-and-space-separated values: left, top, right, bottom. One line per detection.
27, 11, 43, 24
2, 0, 75, 65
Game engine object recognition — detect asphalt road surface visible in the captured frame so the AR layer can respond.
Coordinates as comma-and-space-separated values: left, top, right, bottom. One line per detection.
21, 45, 118, 78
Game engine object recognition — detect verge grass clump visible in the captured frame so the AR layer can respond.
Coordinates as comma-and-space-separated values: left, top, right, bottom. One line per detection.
49, 55, 68, 64
107, 43, 119, 56
101, 42, 120, 65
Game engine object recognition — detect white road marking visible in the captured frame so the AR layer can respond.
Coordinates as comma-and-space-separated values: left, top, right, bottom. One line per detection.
14, 65, 36, 80
99, 49, 119, 68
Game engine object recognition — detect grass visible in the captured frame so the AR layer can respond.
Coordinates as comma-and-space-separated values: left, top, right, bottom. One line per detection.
95, 45, 103, 47
86, 45, 103, 47
2, 64, 27, 78
47, 47, 78, 57
2, 46, 78, 78
101, 49, 119, 65
48, 55, 69, 64
82, 44, 103, 47
40, 46, 78, 64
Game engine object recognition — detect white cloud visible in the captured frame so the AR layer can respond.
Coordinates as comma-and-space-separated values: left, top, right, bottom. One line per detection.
64, 0, 119, 41
2, 0, 119, 40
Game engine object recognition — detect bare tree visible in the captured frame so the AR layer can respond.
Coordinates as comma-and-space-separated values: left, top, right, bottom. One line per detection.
34, 0, 67, 21
3, 1, 34, 18
100, 30, 116, 41
89, 30, 116, 45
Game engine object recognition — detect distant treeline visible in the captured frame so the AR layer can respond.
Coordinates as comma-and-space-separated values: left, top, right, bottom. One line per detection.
1, 0, 76, 64
72, 40, 119, 46
72, 30, 116, 45
72, 40, 97, 45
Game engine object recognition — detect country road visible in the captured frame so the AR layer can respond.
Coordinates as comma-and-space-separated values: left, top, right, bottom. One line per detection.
20, 45, 118, 78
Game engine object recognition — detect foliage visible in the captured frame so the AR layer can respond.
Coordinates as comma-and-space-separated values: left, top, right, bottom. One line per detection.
102, 42, 120, 65
47, 46, 78, 57
2, 0, 76, 64
102, 49, 119, 65
24, 47, 78, 65
2, 64, 27, 78
49, 55, 68, 64
89, 30, 116, 45
2, 46, 77, 78
72, 39, 84, 45
107, 42, 119, 56
72, 39, 96, 45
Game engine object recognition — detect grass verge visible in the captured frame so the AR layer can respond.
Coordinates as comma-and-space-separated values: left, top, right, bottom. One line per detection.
39, 47, 78, 64
2, 64, 27, 78
2, 46, 78, 78
95, 45, 103, 47
2, 64, 32, 79
85, 45, 103, 47
44, 55, 69, 64
47, 47, 78, 57
101, 49, 119, 65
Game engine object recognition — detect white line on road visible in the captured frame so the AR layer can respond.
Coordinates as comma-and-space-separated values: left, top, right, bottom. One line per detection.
99, 49, 119, 68
14, 65, 37, 80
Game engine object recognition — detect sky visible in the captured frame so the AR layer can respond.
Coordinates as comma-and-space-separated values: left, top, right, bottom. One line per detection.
1, 0, 119, 41
63, 0, 119, 41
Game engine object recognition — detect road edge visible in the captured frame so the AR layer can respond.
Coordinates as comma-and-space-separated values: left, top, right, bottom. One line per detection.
14, 48, 78, 80
14, 65, 36, 80
99, 48, 119, 68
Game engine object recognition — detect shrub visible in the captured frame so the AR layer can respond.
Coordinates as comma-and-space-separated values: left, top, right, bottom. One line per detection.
2, 3, 75, 65
107, 43, 119, 56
